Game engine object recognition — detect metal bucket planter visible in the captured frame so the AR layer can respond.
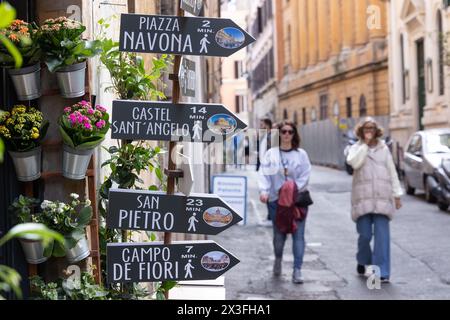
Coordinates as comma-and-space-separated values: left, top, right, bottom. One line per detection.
65, 235, 90, 263
62, 144, 95, 180
19, 239, 49, 264
8, 146, 41, 182
55, 61, 86, 98
7, 63, 41, 101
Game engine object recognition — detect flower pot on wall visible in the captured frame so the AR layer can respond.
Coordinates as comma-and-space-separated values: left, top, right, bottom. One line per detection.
62, 144, 94, 180
19, 239, 49, 264
8, 146, 41, 182
55, 61, 86, 98
7, 63, 41, 101
65, 236, 90, 263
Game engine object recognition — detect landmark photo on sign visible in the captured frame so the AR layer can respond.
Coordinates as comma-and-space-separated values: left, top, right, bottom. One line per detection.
201, 251, 230, 272
207, 114, 237, 135
203, 207, 233, 228
216, 27, 245, 49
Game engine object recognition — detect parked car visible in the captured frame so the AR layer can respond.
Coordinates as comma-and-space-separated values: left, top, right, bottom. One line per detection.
431, 158, 450, 212
403, 129, 450, 203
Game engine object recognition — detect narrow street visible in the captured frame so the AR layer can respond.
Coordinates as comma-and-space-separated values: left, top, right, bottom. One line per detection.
212, 166, 450, 300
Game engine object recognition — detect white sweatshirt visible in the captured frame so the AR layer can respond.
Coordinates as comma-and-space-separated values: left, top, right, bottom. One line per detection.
347, 141, 403, 198
258, 147, 312, 202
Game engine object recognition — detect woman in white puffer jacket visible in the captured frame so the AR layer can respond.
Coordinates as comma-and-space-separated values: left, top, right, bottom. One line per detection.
346, 117, 403, 283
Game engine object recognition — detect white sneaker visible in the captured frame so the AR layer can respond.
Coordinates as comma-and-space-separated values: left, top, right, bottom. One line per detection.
292, 268, 304, 284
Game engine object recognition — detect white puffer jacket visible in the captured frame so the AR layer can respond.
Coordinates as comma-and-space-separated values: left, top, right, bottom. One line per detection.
346, 140, 403, 222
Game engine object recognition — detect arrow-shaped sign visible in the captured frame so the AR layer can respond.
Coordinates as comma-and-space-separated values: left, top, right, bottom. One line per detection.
119, 13, 255, 57
107, 241, 239, 283
111, 100, 247, 142
106, 189, 243, 235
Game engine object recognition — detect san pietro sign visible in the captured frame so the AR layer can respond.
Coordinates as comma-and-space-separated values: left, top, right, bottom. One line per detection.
106, 189, 242, 235
107, 241, 239, 283
111, 100, 247, 142
119, 13, 255, 57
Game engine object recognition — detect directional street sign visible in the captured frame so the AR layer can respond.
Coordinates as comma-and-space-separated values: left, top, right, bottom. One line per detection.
119, 13, 255, 57
180, 0, 203, 16
107, 241, 239, 283
179, 57, 196, 98
106, 188, 243, 235
111, 100, 247, 142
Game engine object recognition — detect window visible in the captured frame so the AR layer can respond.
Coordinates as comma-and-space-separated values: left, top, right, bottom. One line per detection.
235, 95, 245, 113
234, 61, 243, 79
257, 7, 263, 34
311, 107, 317, 122
400, 34, 407, 103
359, 95, 367, 117
319, 94, 328, 120
293, 111, 298, 125
437, 11, 445, 96
346, 97, 352, 118
302, 108, 306, 125
284, 25, 292, 73
283, 109, 288, 120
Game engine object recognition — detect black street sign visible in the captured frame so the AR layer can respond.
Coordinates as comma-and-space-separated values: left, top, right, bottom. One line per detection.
180, 0, 203, 16
111, 100, 247, 142
119, 13, 255, 57
179, 57, 196, 98
107, 241, 239, 283
106, 189, 243, 235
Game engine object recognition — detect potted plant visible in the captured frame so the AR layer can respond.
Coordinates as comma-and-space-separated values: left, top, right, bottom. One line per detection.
39, 17, 101, 98
9, 196, 55, 264
39, 193, 93, 263
59, 100, 109, 180
0, 105, 49, 181
0, 19, 41, 100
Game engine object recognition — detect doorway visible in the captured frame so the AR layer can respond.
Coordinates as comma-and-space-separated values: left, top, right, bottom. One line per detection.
416, 38, 426, 130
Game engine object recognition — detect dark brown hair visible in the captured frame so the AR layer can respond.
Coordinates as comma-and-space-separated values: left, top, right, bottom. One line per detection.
355, 117, 384, 140
278, 120, 301, 149
260, 118, 273, 128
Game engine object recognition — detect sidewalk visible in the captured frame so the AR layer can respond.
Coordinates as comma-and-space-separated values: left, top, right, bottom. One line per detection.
210, 166, 345, 300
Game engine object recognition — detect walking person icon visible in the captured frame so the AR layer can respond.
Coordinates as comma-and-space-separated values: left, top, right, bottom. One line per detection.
188, 213, 199, 232
200, 34, 210, 54
184, 259, 195, 279
192, 121, 202, 141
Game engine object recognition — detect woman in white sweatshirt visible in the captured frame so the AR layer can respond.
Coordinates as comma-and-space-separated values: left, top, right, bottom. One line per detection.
346, 117, 403, 283
259, 121, 311, 284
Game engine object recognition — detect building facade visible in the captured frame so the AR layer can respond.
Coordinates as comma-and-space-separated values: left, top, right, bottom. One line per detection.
275, 0, 390, 127
388, 0, 450, 149
246, 0, 277, 128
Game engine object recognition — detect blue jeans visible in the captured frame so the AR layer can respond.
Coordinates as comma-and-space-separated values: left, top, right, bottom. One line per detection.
267, 201, 306, 270
356, 214, 390, 278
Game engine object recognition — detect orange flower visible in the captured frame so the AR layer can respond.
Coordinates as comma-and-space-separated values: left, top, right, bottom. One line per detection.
19, 26, 29, 34
8, 33, 19, 42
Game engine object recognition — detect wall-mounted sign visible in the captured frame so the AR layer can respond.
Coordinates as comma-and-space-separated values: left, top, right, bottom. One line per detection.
107, 241, 239, 283
111, 100, 247, 142
119, 13, 255, 57
212, 175, 247, 225
181, 0, 203, 17
107, 189, 243, 234
179, 57, 196, 98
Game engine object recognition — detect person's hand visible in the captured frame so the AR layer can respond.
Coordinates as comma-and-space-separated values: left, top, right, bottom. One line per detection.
260, 194, 269, 204
395, 198, 402, 210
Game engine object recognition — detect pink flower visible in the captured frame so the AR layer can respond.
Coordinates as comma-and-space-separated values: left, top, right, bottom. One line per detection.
87, 108, 95, 115
95, 105, 106, 113
84, 122, 92, 130
64, 107, 72, 113
82, 115, 90, 123
95, 120, 106, 129
80, 100, 89, 107
68, 114, 77, 125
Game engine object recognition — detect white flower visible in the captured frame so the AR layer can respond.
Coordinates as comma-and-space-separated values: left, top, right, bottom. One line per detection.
85, 199, 91, 206
70, 193, 79, 200
41, 200, 52, 210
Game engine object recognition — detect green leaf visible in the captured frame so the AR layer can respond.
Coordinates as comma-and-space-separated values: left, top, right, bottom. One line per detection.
52, 240, 66, 257
0, 265, 22, 299
59, 125, 75, 148
0, 223, 64, 248
160, 280, 178, 291
0, 138, 4, 163
77, 206, 93, 227
0, 2, 16, 28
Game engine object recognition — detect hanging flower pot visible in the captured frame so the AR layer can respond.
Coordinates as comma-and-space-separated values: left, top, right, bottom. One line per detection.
7, 63, 41, 101
19, 238, 49, 264
62, 144, 94, 180
0, 105, 48, 182
55, 61, 86, 98
0, 20, 42, 101
65, 235, 90, 263
9, 146, 41, 182
59, 101, 110, 180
